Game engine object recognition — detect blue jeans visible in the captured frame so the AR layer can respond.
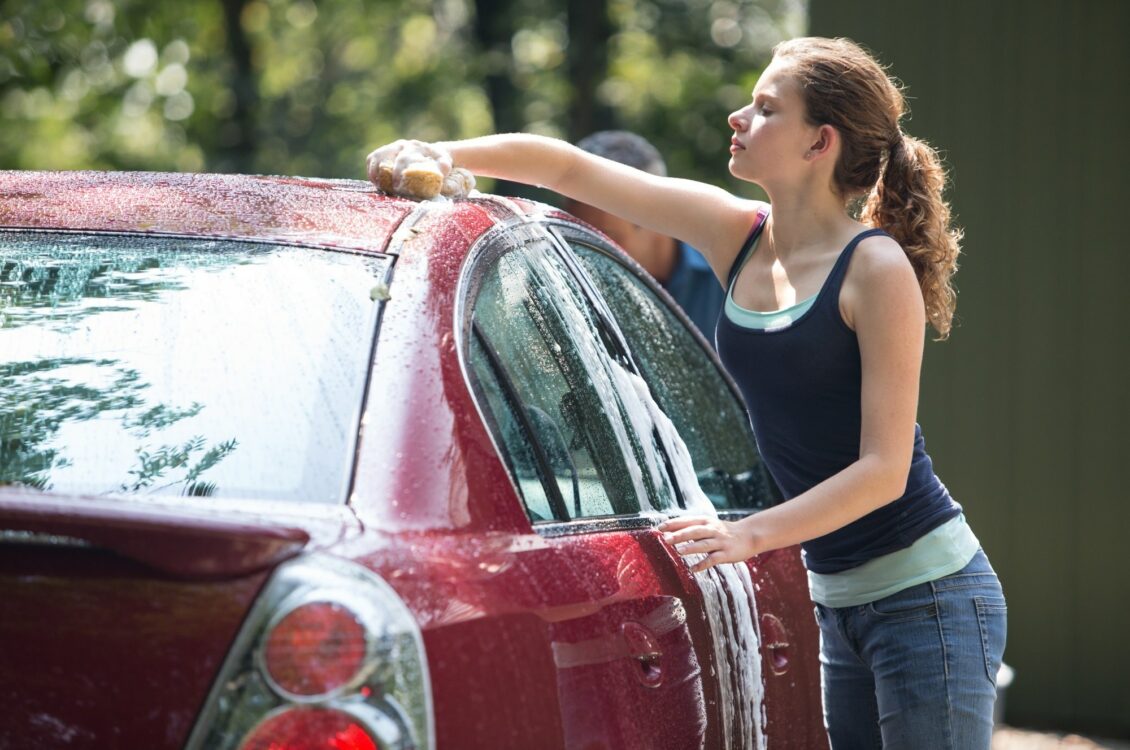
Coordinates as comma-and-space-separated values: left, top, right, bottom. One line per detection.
815, 548, 1007, 749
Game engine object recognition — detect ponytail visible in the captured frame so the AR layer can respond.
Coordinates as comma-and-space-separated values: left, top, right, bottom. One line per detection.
861, 134, 962, 339
772, 37, 964, 340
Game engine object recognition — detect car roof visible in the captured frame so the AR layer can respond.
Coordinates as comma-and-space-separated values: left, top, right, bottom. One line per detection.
0, 170, 570, 255
0, 170, 578, 535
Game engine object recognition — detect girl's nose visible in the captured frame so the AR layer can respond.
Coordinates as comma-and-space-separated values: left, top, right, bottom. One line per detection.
728, 108, 747, 132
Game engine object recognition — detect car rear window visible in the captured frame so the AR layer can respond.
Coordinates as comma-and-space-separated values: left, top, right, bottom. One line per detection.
0, 231, 390, 504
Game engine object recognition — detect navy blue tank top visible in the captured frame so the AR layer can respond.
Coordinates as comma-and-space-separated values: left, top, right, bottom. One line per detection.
716, 215, 961, 574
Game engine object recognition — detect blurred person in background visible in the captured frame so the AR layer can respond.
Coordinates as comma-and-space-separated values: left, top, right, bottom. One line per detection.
566, 131, 724, 346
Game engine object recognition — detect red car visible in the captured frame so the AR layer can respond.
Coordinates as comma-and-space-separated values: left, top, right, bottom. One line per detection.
0, 171, 826, 750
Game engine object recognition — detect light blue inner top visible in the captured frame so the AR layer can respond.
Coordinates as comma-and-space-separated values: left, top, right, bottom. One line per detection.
724, 232, 817, 330
808, 514, 981, 607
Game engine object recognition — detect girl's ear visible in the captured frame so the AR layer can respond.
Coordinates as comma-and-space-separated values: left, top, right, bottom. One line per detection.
806, 124, 837, 160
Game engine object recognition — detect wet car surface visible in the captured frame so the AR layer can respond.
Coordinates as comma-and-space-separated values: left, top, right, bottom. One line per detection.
0, 171, 827, 749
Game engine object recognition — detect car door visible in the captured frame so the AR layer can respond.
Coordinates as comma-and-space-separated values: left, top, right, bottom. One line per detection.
461, 222, 735, 749
558, 224, 829, 749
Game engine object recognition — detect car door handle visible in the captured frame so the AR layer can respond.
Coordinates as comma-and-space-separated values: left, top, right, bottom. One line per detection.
621, 621, 664, 688
760, 613, 791, 674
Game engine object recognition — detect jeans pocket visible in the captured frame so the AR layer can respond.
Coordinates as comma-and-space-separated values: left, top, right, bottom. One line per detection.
867, 584, 938, 623
975, 595, 1008, 685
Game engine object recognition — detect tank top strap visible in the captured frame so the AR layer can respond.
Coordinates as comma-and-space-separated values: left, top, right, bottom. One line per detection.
823, 227, 891, 297
725, 207, 770, 289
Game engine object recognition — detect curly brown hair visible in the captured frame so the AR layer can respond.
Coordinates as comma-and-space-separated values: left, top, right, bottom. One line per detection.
772, 37, 962, 339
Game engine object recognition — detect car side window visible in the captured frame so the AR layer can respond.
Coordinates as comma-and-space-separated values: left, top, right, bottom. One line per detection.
466, 237, 678, 522
569, 239, 781, 511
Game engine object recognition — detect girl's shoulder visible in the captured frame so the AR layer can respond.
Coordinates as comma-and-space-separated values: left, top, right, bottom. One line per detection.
840, 229, 923, 328
728, 200, 772, 257
848, 228, 912, 278
701, 199, 771, 285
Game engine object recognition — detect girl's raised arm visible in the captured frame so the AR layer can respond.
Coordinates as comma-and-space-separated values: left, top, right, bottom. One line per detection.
367, 134, 763, 278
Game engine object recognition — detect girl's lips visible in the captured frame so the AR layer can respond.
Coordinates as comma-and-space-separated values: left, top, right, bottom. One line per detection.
730, 137, 745, 152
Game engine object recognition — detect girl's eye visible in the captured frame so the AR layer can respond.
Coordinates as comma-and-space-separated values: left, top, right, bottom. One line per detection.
757, 106, 773, 116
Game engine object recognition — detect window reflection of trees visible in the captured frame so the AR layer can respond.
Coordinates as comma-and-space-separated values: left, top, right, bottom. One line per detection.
0, 234, 248, 332
0, 234, 252, 496
1, 356, 237, 496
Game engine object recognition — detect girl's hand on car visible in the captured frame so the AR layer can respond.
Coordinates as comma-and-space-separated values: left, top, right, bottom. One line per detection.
658, 515, 760, 573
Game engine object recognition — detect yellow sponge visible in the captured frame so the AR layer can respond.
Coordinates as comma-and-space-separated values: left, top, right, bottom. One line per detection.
376, 162, 395, 194
400, 164, 444, 199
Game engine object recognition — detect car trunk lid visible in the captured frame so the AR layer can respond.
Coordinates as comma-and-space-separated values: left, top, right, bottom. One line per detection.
0, 490, 312, 578
0, 489, 356, 749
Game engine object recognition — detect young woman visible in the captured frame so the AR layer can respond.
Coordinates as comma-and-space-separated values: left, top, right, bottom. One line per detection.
366, 36, 1006, 749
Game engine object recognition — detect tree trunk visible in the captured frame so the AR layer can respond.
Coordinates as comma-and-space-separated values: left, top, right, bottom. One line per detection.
565, 0, 614, 141
472, 0, 533, 196
217, 0, 257, 173
472, 0, 522, 131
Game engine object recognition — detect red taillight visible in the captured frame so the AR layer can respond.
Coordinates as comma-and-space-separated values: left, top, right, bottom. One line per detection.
263, 601, 368, 697
239, 707, 379, 750
186, 558, 432, 750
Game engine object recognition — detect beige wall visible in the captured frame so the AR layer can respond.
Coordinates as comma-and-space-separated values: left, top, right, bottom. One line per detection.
808, 0, 1130, 736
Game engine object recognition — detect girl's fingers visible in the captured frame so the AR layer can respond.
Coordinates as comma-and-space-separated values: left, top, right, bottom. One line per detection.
366, 143, 403, 183
657, 515, 710, 532
365, 151, 381, 182
662, 529, 697, 546
675, 537, 722, 555
691, 551, 723, 574
662, 524, 721, 546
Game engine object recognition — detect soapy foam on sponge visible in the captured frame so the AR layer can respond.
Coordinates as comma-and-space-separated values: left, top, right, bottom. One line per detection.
367, 141, 475, 201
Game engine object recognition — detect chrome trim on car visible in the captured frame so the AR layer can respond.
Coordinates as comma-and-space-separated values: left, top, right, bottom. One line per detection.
532, 514, 663, 538
0, 530, 93, 548
0, 225, 397, 256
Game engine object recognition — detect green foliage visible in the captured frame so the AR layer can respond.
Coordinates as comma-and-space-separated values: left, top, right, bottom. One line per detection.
0, 358, 141, 487
0, 239, 245, 495
0, 355, 238, 495
121, 435, 238, 493
122, 403, 205, 438
0, 0, 230, 171
0, 0, 804, 194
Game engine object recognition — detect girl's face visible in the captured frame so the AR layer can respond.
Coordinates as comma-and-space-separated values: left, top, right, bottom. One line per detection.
727, 58, 818, 187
